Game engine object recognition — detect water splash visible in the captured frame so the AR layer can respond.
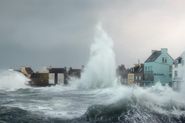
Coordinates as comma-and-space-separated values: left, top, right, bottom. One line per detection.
0, 70, 29, 91
77, 23, 117, 89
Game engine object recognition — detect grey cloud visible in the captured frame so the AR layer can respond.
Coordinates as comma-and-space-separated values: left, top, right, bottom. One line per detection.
0, 0, 185, 69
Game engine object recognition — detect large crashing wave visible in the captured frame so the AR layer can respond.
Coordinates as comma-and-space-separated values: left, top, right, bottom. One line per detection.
65, 23, 185, 122
79, 84, 185, 123
76, 23, 117, 89
0, 70, 29, 91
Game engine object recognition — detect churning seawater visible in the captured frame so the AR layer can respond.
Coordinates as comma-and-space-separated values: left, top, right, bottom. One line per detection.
1, 76, 185, 123
1, 23, 185, 123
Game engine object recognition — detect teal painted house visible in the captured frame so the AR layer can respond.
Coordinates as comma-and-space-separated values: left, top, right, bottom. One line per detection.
144, 48, 174, 86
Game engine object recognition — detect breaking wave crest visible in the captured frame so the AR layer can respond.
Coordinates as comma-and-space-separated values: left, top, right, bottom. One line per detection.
0, 70, 29, 91
74, 23, 118, 89
79, 84, 185, 123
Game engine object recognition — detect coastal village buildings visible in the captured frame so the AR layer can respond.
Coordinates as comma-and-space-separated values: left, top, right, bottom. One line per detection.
19, 48, 182, 88
172, 52, 185, 90
127, 64, 144, 86
144, 48, 174, 86
19, 67, 81, 86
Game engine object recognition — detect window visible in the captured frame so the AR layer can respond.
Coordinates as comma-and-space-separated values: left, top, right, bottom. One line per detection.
139, 76, 141, 80
182, 60, 184, 66
179, 58, 182, 64
165, 59, 167, 63
174, 71, 178, 77
135, 76, 137, 80
162, 57, 165, 63
147, 66, 152, 72
162, 57, 167, 63
169, 74, 172, 77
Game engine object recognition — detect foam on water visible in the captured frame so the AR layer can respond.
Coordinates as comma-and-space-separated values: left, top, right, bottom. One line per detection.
0, 70, 29, 91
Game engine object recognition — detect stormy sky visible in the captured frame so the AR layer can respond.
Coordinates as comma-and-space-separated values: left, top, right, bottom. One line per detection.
0, 0, 185, 69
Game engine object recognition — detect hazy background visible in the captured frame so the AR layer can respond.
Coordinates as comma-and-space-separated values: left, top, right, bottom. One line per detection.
0, 0, 185, 69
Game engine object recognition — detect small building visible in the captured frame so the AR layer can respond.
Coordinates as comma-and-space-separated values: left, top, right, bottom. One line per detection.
47, 67, 68, 85
172, 52, 185, 90
127, 64, 144, 86
68, 67, 81, 78
30, 73, 49, 86
19, 66, 83, 86
127, 72, 134, 85
144, 48, 174, 86
20, 67, 49, 86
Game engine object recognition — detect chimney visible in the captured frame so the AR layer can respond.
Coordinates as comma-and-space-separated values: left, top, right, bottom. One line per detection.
152, 50, 157, 54
161, 48, 168, 54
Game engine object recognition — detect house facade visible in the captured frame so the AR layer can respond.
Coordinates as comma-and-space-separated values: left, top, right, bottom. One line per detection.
127, 64, 144, 86
47, 67, 68, 85
68, 67, 81, 78
172, 52, 185, 90
127, 73, 134, 85
20, 67, 49, 86
144, 48, 174, 86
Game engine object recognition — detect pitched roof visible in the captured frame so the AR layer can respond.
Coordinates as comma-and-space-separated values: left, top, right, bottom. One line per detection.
48, 68, 67, 73
145, 51, 161, 63
129, 64, 144, 73
174, 57, 182, 64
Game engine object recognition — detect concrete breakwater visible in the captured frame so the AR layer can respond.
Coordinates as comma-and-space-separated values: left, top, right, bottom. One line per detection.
18, 67, 82, 87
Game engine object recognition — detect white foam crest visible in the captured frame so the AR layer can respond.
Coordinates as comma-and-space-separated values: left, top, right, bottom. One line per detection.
107, 83, 185, 116
0, 70, 29, 91
76, 22, 117, 89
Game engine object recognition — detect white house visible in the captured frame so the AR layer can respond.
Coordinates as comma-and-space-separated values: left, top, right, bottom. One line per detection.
172, 51, 185, 90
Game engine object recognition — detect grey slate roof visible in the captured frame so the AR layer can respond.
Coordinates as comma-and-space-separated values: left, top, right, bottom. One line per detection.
48, 68, 67, 73
145, 51, 161, 63
129, 64, 144, 73
174, 57, 182, 64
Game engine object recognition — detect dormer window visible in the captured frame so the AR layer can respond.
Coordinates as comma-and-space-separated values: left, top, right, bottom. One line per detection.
174, 71, 178, 77
162, 57, 167, 63
165, 59, 167, 63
